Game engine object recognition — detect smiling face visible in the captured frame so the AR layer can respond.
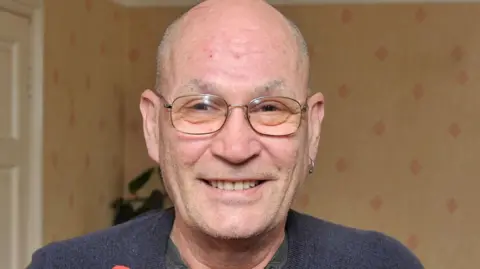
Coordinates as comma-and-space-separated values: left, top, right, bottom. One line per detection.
140, 0, 324, 239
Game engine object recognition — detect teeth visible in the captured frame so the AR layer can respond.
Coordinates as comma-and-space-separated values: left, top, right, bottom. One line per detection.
208, 180, 261, 190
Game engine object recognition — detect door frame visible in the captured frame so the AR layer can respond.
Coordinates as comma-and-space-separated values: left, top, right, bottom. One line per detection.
0, 0, 44, 264
27, 4, 44, 260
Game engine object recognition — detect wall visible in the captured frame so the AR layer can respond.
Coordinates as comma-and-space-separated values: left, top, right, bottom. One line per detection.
124, 4, 480, 269
43, 0, 128, 243
123, 7, 185, 198
280, 5, 480, 268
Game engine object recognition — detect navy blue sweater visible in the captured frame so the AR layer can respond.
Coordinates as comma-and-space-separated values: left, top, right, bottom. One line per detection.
28, 208, 423, 268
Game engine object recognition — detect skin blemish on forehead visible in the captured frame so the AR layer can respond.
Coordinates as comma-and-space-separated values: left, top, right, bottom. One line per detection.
203, 47, 214, 58
229, 40, 267, 60
199, 27, 272, 60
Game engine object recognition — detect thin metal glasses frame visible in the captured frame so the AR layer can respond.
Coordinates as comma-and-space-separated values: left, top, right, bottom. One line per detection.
158, 93, 308, 136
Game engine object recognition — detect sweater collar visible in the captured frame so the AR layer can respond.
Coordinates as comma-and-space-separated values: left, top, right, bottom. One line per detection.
141, 208, 308, 269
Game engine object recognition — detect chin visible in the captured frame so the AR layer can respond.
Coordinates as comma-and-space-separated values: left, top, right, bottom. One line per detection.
195, 207, 276, 239
204, 220, 266, 239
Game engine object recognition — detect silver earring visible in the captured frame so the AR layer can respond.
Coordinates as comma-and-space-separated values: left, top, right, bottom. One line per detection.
308, 158, 314, 174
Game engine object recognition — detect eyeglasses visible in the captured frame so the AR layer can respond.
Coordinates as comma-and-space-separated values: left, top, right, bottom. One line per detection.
160, 94, 308, 136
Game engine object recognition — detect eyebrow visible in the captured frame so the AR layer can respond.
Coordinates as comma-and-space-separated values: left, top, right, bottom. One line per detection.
184, 79, 218, 94
254, 79, 286, 95
179, 78, 287, 96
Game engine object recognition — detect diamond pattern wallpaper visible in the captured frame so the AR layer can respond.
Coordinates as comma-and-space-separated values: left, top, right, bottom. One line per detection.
125, 4, 480, 268
43, 0, 128, 243
43, 1, 479, 269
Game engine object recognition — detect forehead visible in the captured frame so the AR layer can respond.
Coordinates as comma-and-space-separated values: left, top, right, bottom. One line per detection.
178, 78, 290, 97
166, 22, 305, 99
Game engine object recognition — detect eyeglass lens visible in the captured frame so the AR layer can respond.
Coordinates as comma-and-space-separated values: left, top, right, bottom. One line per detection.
169, 95, 303, 135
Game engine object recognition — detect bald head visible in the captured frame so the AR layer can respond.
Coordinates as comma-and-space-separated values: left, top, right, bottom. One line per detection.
154, 0, 309, 93
140, 0, 325, 249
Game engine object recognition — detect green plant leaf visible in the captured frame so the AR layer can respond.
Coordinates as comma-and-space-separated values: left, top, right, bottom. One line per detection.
128, 167, 155, 195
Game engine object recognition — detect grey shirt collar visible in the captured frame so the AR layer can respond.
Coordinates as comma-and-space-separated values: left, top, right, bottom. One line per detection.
166, 234, 288, 269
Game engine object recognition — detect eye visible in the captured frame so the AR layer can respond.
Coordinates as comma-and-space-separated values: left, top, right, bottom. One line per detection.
259, 104, 281, 112
183, 100, 218, 111
179, 97, 228, 115
191, 102, 211, 111
250, 101, 288, 113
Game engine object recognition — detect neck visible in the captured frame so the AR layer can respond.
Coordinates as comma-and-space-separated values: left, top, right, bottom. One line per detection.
170, 217, 286, 269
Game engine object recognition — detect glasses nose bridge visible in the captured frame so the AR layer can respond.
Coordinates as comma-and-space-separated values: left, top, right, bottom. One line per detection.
227, 104, 249, 118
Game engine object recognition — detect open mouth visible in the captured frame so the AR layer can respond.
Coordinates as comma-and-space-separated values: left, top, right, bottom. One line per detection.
202, 180, 266, 191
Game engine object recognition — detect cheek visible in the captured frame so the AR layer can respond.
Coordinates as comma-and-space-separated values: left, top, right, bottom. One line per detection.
263, 137, 302, 168
167, 134, 212, 167
159, 116, 211, 171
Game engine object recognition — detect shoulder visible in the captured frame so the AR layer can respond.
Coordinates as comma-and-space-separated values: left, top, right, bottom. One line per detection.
287, 210, 424, 268
27, 209, 172, 269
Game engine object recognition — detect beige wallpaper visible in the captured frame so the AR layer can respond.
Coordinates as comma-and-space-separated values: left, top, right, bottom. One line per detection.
122, 8, 185, 196
279, 5, 480, 268
43, 1, 480, 268
124, 4, 480, 269
43, 0, 128, 243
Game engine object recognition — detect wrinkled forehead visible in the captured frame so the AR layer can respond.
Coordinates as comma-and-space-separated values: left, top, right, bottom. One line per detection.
175, 78, 292, 99
165, 16, 306, 101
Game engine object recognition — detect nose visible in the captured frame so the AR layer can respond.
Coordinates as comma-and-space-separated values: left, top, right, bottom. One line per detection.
210, 106, 261, 165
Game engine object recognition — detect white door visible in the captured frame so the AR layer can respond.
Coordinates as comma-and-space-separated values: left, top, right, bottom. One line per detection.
0, 9, 33, 269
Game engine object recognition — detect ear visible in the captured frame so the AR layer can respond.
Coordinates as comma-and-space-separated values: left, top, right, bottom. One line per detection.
307, 92, 325, 162
140, 89, 162, 163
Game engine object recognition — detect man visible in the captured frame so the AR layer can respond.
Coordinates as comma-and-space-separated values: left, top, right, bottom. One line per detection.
28, 0, 424, 268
